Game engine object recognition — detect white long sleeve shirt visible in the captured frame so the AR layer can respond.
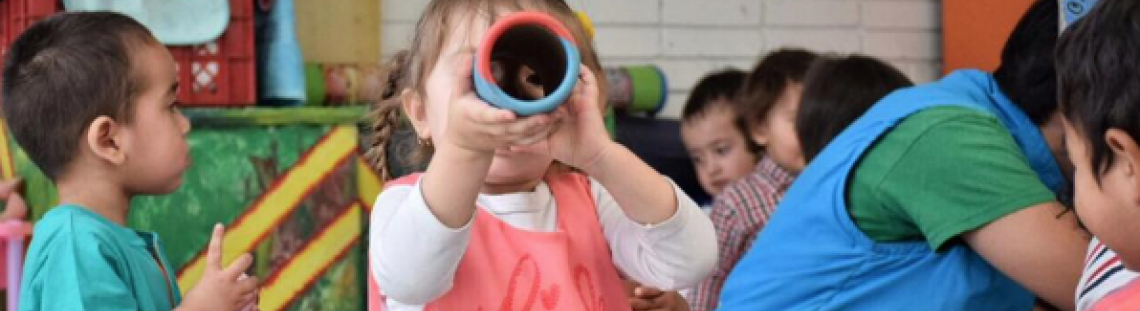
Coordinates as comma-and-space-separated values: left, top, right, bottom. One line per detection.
369, 176, 717, 310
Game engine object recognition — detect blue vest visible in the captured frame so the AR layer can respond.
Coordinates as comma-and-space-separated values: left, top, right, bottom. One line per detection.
717, 70, 1065, 310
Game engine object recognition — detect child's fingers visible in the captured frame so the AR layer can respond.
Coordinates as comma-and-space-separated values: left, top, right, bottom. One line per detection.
634, 286, 665, 299
0, 179, 20, 198
577, 65, 598, 92
650, 293, 676, 310
551, 106, 570, 121
452, 53, 475, 95
235, 273, 260, 294
2, 192, 27, 220
622, 280, 638, 296
503, 114, 554, 137
575, 65, 600, 104
628, 297, 656, 310
511, 125, 555, 147
206, 224, 225, 271
468, 109, 554, 142
565, 65, 603, 119
222, 253, 254, 279
238, 291, 258, 308
464, 98, 516, 124
239, 288, 261, 311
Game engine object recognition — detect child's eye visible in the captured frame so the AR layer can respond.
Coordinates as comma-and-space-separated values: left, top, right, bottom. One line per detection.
714, 144, 733, 156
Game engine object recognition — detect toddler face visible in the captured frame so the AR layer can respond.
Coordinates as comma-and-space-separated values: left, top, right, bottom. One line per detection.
1064, 120, 1140, 270
682, 102, 759, 196
752, 84, 805, 173
120, 43, 192, 195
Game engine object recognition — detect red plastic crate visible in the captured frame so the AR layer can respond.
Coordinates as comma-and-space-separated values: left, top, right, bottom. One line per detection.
0, 0, 59, 66
1, 0, 256, 106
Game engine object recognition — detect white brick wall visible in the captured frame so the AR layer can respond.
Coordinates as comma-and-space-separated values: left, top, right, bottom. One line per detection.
381, 0, 943, 119
766, 1, 860, 27
662, 0, 763, 26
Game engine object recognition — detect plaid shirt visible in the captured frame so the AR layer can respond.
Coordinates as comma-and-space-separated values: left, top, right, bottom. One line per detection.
687, 157, 794, 311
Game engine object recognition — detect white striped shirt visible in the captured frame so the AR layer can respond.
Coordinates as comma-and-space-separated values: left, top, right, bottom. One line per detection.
1076, 237, 1140, 311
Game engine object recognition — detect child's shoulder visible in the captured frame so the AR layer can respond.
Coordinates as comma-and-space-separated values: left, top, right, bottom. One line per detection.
723, 168, 783, 196
32, 205, 124, 247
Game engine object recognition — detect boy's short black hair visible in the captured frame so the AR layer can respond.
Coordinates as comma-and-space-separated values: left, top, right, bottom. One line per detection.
681, 69, 759, 153
993, 0, 1060, 126
682, 69, 746, 121
796, 54, 913, 161
1057, 0, 1140, 180
2, 12, 156, 179
736, 48, 818, 130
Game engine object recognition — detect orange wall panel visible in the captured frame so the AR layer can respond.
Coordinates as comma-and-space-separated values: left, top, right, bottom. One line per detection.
942, 0, 1036, 74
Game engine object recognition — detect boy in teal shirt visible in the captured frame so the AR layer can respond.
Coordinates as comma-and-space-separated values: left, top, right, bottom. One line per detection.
2, 12, 259, 310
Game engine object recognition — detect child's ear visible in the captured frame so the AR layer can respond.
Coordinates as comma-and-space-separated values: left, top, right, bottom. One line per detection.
85, 116, 127, 165
1105, 128, 1140, 205
401, 88, 431, 140
749, 121, 770, 147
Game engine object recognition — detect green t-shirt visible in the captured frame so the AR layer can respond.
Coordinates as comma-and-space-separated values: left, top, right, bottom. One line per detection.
847, 106, 1057, 250
19, 205, 182, 311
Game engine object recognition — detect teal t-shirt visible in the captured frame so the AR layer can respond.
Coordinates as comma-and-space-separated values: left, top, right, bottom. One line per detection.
19, 205, 182, 311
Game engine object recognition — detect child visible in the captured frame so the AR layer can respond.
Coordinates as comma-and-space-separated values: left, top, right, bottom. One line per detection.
795, 54, 913, 161
627, 69, 753, 311
1056, 1, 1140, 310
2, 13, 259, 311
666, 56, 909, 311
718, 0, 1088, 309
680, 69, 757, 204
363, 0, 717, 310
686, 48, 817, 311
622, 69, 753, 311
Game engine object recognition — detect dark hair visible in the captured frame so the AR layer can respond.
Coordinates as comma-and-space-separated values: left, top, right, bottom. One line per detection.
682, 69, 746, 120
1057, 0, 1140, 182
796, 54, 913, 161
1, 12, 156, 179
736, 48, 818, 131
681, 69, 758, 153
992, 0, 1059, 126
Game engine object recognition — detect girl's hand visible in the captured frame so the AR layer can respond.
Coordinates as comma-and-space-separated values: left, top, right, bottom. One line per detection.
626, 280, 691, 311
442, 55, 561, 155
536, 65, 615, 172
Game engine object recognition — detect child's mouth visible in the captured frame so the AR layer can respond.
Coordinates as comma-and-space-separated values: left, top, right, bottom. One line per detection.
494, 148, 515, 156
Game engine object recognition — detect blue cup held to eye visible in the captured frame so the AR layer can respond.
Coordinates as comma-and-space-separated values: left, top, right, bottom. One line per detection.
473, 12, 581, 116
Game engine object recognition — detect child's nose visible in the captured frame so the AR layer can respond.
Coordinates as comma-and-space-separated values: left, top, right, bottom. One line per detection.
178, 111, 192, 134
708, 162, 723, 174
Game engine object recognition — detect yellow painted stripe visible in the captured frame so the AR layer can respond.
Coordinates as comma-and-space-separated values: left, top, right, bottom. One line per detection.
0, 119, 15, 179
177, 126, 358, 291
260, 203, 362, 311
356, 157, 382, 209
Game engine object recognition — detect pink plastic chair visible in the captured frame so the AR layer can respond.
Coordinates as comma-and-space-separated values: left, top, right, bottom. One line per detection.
0, 192, 31, 311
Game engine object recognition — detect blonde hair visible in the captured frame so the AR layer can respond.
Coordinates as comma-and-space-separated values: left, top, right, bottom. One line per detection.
365, 0, 607, 181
